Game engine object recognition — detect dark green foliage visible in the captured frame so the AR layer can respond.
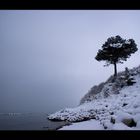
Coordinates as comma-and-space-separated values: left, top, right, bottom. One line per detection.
95, 35, 138, 76
111, 67, 136, 92
124, 67, 136, 86
110, 117, 115, 124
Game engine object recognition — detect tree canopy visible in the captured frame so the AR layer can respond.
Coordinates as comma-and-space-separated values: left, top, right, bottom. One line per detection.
95, 35, 138, 76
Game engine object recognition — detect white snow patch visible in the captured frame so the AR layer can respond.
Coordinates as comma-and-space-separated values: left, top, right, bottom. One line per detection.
112, 123, 132, 130
115, 111, 133, 123
59, 119, 103, 130
125, 40, 131, 44
110, 43, 122, 48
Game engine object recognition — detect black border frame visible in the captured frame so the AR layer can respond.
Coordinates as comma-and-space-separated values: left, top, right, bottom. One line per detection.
0, 0, 140, 139
0, 0, 140, 9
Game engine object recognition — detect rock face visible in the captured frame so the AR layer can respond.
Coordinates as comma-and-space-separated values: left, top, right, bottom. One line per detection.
122, 118, 136, 127
110, 117, 115, 124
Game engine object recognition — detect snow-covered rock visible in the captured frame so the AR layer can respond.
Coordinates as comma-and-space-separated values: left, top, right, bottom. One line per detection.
48, 65, 140, 130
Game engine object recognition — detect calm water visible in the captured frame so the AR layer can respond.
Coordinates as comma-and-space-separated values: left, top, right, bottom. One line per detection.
0, 113, 69, 130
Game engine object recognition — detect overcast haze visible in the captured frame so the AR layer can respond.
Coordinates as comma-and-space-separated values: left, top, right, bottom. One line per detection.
0, 10, 140, 113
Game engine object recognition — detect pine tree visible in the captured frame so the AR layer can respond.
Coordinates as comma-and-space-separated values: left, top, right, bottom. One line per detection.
95, 35, 138, 77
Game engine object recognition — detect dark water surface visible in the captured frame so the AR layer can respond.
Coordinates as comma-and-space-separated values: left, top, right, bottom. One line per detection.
0, 113, 68, 130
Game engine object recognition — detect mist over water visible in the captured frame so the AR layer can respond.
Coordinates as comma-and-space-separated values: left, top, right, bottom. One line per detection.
1, 72, 104, 114
1, 74, 95, 114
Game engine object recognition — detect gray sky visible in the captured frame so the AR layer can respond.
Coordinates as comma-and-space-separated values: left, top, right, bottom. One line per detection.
0, 10, 140, 113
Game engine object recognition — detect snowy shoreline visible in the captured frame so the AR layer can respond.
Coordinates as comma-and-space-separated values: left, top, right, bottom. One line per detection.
48, 65, 140, 130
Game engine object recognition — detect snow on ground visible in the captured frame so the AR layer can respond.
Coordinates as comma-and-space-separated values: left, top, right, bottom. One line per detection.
59, 119, 103, 130
59, 119, 134, 130
48, 66, 140, 130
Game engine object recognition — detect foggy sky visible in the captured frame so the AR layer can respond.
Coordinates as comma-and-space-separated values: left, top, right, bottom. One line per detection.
0, 10, 140, 113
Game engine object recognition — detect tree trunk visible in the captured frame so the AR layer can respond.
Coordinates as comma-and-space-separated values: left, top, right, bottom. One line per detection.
114, 62, 117, 77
